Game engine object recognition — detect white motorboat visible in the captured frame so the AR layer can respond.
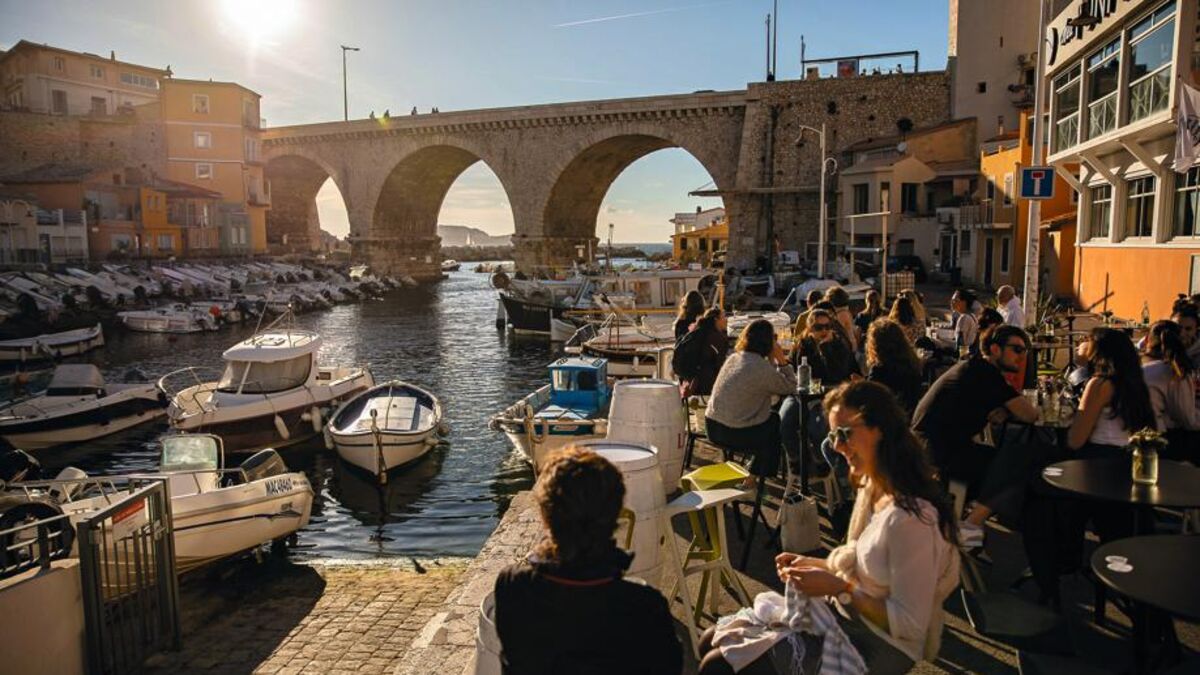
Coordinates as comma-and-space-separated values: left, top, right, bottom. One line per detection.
117, 304, 219, 333
0, 324, 104, 363
159, 318, 375, 452
3, 434, 313, 574
441, 259, 461, 272
326, 381, 447, 476
0, 364, 166, 450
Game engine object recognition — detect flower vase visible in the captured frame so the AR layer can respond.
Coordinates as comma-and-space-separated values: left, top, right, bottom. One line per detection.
1131, 446, 1159, 486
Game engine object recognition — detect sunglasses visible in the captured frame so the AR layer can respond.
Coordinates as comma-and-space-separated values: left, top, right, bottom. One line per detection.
825, 415, 865, 447
810, 323, 833, 332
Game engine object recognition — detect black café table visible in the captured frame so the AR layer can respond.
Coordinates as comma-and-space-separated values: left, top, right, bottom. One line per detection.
1091, 536, 1200, 672
1041, 458, 1200, 534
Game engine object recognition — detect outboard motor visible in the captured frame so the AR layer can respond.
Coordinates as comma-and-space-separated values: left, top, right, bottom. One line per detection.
0, 449, 41, 484
240, 449, 289, 482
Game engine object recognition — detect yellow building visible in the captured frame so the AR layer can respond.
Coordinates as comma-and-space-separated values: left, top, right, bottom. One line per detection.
0, 40, 166, 115
157, 78, 267, 254
972, 111, 1078, 294
671, 219, 729, 265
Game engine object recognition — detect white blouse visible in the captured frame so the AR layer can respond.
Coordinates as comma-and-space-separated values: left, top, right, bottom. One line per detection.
850, 496, 956, 662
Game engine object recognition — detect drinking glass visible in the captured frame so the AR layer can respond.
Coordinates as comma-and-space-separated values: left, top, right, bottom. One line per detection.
809, 378, 823, 395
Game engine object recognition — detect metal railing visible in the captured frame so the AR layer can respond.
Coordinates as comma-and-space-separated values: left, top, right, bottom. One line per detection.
0, 508, 74, 578
77, 478, 180, 675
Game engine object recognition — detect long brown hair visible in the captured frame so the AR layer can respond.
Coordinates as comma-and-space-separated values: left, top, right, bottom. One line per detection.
866, 318, 921, 378
1088, 327, 1156, 431
676, 290, 705, 324
532, 448, 625, 566
1146, 320, 1195, 379
889, 295, 917, 326
735, 318, 776, 357
823, 381, 958, 544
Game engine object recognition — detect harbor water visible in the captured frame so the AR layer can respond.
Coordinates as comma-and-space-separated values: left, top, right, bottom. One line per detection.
30, 267, 550, 560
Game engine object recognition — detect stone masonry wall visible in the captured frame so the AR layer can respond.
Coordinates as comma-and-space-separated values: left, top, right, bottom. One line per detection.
727, 72, 952, 269
0, 111, 165, 177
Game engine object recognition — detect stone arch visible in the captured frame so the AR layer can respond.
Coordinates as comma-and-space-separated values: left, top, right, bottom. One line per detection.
367, 143, 517, 279
265, 153, 348, 254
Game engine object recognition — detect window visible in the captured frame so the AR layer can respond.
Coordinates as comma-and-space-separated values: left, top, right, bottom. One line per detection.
52, 56, 65, 72
1129, 1, 1175, 122
1174, 167, 1200, 238
1125, 176, 1156, 238
51, 89, 67, 114
986, 178, 996, 202
1000, 236, 1011, 273
1003, 174, 1014, 206
900, 183, 919, 214
119, 72, 158, 89
879, 182, 890, 211
194, 131, 212, 149
192, 94, 210, 114
242, 99, 257, 127
217, 355, 312, 394
1089, 184, 1112, 239
1086, 38, 1121, 139
243, 137, 259, 161
156, 234, 174, 251
195, 163, 213, 180
698, 238, 708, 252
1053, 65, 1081, 153
679, 238, 688, 250
960, 230, 971, 253
89, 64, 104, 79
662, 279, 686, 306
853, 184, 869, 214
976, 82, 987, 93
90, 96, 106, 115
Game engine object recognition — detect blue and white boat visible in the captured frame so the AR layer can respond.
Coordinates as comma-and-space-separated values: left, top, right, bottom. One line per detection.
490, 357, 611, 470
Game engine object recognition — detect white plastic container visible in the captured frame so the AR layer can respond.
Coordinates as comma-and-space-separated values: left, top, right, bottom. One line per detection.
474, 591, 502, 675
606, 379, 686, 491
575, 439, 666, 586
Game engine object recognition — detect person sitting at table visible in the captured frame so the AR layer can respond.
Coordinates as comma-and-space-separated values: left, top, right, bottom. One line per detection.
854, 290, 885, 347
780, 309, 860, 471
1142, 320, 1198, 460
1170, 302, 1200, 368
950, 289, 980, 354
889, 294, 926, 346
900, 289, 928, 328
791, 289, 825, 338
912, 325, 1039, 528
493, 448, 682, 675
698, 381, 960, 674
706, 319, 797, 479
996, 285, 1025, 327
679, 307, 730, 398
825, 285, 858, 352
674, 289, 706, 341
865, 318, 923, 416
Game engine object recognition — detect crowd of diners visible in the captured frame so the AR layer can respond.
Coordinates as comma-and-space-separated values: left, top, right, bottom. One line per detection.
490, 286, 1200, 674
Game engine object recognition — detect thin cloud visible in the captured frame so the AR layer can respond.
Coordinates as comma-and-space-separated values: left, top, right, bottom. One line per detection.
554, 2, 733, 28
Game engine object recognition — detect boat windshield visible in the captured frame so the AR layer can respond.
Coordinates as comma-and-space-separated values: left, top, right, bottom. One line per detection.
217, 354, 311, 394
161, 435, 220, 472
551, 369, 571, 392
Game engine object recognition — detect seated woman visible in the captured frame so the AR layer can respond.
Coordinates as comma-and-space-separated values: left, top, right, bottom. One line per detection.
780, 309, 860, 470
706, 319, 797, 478
889, 295, 925, 346
681, 307, 730, 398
864, 318, 923, 415
853, 290, 885, 346
674, 289, 707, 342
1142, 320, 1199, 460
698, 382, 960, 674
494, 448, 682, 675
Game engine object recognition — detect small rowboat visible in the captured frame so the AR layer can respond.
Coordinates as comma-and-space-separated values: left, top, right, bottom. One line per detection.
0, 324, 104, 363
326, 381, 447, 477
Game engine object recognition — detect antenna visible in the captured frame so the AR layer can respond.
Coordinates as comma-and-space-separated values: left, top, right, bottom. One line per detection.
772, 0, 779, 79
765, 14, 772, 81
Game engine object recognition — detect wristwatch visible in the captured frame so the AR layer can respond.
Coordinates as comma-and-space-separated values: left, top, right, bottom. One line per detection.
836, 580, 855, 606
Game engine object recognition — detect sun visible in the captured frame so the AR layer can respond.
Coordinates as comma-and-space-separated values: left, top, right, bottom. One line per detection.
221, 0, 298, 43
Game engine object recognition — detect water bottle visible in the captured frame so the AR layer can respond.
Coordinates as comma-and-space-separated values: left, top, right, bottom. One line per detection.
797, 356, 811, 393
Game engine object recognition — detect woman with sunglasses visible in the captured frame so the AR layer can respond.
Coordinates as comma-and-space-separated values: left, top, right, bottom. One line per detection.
705, 319, 796, 479
698, 381, 960, 673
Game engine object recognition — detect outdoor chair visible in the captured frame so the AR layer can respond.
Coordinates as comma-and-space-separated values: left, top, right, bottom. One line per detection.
682, 459, 773, 571
959, 587, 1074, 655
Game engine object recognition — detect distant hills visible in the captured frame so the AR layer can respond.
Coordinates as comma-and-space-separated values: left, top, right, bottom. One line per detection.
438, 225, 511, 247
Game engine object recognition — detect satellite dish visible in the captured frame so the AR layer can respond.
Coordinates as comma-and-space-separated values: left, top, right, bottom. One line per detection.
896, 141, 908, 154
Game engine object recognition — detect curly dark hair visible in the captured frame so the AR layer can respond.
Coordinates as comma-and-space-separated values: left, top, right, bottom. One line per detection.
735, 318, 776, 357
1146, 320, 1194, 379
823, 381, 958, 545
1088, 327, 1156, 432
532, 448, 626, 567
865, 318, 921, 378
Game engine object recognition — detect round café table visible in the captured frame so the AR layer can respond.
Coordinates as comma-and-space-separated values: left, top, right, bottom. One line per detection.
1091, 536, 1200, 673
1041, 458, 1200, 530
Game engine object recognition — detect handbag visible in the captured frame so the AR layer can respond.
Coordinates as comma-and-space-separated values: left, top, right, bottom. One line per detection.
778, 492, 821, 553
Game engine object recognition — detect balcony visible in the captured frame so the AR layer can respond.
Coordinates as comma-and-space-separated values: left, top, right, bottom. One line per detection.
1087, 93, 1118, 140
1129, 69, 1170, 123
247, 190, 271, 207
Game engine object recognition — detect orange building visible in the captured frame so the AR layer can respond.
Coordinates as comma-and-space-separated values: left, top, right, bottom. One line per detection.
0, 40, 166, 115
1044, 0, 1200, 321
970, 111, 1078, 294
156, 78, 267, 254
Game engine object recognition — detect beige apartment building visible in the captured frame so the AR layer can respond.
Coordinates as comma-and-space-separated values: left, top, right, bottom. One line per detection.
0, 40, 166, 115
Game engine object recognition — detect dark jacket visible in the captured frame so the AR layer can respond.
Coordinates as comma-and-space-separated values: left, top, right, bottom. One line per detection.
683, 326, 729, 397
494, 549, 682, 675
791, 335, 860, 385
867, 362, 923, 415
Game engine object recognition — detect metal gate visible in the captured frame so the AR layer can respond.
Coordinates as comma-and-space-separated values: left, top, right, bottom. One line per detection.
77, 479, 180, 674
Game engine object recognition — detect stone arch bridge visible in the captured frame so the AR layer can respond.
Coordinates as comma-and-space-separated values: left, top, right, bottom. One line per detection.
261, 75, 950, 279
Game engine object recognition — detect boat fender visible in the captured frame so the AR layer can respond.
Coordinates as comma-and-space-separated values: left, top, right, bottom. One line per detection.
323, 426, 334, 451
310, 406, 323, 434
273, 414, 291, 441
436, 421, 450, 437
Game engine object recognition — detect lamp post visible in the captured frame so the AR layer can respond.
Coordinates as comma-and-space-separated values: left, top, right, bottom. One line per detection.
341, 45, 360, 122
796, 123, 836, 278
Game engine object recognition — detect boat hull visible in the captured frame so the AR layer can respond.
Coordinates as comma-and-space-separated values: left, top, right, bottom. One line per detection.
332, 432, 435, 474
0, 388, 166, 451
498, 293, 565, 336
0, 325, 105, 363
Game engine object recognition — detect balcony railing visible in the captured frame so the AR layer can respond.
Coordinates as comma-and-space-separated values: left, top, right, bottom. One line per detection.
1087, 92, 1117, 140
1055, 114, 1079, 154
1130, 68, 1170, 123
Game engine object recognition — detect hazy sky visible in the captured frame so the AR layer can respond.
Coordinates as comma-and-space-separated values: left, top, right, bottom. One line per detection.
0, 1, 949, 242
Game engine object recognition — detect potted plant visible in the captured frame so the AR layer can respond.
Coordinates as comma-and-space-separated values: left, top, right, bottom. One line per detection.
1129, 427, 1168, 485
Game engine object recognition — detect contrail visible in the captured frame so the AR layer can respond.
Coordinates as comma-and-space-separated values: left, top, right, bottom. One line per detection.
554, 1, 733, 28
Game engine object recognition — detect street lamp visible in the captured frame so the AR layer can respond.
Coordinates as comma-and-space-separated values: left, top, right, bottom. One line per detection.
796, 123, 837, 278
341, 45, 360, 122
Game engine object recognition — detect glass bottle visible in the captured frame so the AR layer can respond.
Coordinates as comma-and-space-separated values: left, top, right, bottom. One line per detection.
1131, 443, 1159, 485
797, 356, 811, 393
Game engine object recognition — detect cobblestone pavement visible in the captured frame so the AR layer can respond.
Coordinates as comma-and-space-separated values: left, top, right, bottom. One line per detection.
144, 557, 465, 674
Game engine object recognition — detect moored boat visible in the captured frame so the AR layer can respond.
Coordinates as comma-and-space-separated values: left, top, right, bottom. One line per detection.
489, 357, 610, 470
0, 324, 104, 363
118, 304, 219, 333
326, 381, 447, 476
